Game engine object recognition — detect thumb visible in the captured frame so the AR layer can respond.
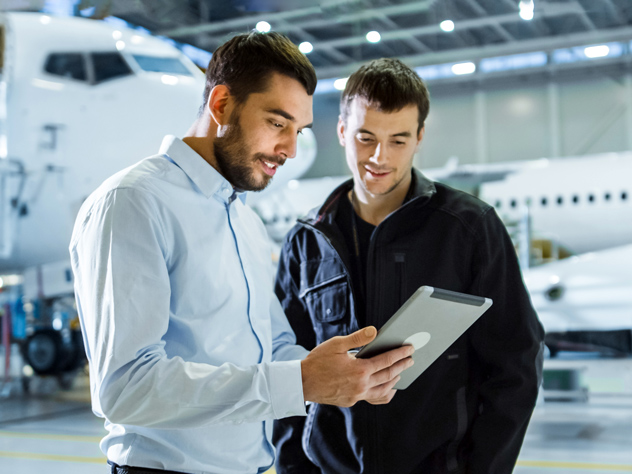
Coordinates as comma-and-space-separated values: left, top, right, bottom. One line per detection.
337, 326, 377, 351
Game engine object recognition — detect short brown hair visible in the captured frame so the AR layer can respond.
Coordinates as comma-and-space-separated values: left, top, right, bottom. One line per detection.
200, 31, 317, 114
340, 58, 430, 133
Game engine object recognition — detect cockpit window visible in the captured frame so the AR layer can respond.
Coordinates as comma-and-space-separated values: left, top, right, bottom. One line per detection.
44, 53, 87, 81
91, 52, 132, 83
131, 55, 193, 76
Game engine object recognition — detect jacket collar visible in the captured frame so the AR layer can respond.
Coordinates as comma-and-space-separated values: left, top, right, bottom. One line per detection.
303, 168, 437, 227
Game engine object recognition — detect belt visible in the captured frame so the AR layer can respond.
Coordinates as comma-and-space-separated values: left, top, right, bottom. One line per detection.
108, 461, 191, 474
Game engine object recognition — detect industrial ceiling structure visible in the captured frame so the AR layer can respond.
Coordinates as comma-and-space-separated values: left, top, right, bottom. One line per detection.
4, 0, 632, 82
86, 0, 632, 79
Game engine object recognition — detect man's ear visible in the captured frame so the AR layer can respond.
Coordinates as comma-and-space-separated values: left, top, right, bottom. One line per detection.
208, 85, 231, 127
415, 125, 425, 149
337, 116, 346, 147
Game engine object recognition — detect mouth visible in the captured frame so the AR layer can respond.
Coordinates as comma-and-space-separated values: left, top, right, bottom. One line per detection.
260, 158, 281, 177
364, 165, 391, 178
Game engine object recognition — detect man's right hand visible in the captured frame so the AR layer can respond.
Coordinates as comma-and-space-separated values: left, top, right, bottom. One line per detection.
300, 326, 414, 407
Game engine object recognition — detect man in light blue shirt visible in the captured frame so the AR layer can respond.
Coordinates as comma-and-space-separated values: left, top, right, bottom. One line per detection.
70, 32, 413, 474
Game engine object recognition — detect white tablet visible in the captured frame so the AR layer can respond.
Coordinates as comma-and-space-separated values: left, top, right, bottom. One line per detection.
355, 286, 492, 389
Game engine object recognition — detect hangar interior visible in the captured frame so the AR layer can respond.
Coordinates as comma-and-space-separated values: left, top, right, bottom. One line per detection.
1, 1, 632, 473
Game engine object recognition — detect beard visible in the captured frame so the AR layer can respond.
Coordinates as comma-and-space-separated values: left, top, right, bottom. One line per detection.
213, 112, 285, 192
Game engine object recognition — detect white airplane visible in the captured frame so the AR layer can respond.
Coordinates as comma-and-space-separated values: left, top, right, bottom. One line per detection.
523, 244, 632, 356
0, 12, 206, 272
251, 151, 632, 257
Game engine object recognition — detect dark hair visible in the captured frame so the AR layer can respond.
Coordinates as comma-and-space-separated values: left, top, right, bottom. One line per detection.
340, 58, 430, 133
200, 31, 317, 115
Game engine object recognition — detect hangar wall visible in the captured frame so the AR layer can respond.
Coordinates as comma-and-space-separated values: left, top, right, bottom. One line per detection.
305, 69, 632, 178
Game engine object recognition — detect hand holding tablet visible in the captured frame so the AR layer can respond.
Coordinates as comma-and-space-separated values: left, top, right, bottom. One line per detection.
356, 286, 493, 389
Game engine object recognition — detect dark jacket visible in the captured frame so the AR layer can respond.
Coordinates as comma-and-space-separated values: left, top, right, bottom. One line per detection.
273, 169, 544, 474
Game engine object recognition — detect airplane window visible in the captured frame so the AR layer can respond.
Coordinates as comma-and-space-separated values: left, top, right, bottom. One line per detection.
572, 195, 579, 204
604, 192, 611, 201
556, 196, 563, 205
588, 194, 595, 203
44, 53, 87, 81
494, 200, 502, 209
541, 197, 548, 206
91, 52, 133, 84
510, 199, 517, 208
622, 191, 628, 201
132, 55, 193, 76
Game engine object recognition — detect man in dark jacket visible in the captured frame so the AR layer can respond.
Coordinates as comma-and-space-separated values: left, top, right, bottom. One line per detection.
273, 58, 545, 474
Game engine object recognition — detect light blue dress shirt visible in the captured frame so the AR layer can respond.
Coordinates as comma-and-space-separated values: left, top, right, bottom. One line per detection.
70, 135, 309, 474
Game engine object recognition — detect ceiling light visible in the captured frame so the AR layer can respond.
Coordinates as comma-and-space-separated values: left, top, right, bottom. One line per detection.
112, 30, 123, 40
366, 31, 381, 43
40, 15, 52, 25
584, 44, 610, 58
519, 0, 534, 21
334, 78, 349, 91
299, 42, 313, 54
116, 40, 126, 51
256, 21, 271, 33
440, 20, 455, 32
451, 62, 476, 75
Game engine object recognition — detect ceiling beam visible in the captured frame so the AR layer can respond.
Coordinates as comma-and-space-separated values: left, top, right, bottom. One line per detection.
158, 0, 439, 38
309, 2, 584, 52
315, 23, 632, 78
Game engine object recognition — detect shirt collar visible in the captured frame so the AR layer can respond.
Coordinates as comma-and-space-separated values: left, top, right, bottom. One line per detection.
159, 135, 247, 204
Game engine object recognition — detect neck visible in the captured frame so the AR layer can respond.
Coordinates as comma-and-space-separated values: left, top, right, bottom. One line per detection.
182, 115, 220, 172
351, 175, 411, 226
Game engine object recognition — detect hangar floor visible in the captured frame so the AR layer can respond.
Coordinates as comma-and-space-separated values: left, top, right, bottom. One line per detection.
1, 356, 631, 474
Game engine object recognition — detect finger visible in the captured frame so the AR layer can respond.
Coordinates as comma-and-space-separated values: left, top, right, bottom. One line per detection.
332, 326, 377, 352
366, 390, 397, 405
365, 377, 400, 401
371, 357, 414, 386
366, 344, 415, 373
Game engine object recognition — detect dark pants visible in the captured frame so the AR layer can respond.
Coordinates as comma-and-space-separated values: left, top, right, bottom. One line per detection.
108, 461, 191, 474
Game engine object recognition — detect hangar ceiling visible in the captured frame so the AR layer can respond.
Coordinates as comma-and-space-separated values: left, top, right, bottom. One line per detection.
13, 0, 632, 79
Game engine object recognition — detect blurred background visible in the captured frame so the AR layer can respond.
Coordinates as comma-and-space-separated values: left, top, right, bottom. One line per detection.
0, 1, 631, 473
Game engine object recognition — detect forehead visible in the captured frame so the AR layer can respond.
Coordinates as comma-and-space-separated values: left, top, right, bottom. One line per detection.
346, 97, 418, 134
241, 72, 313, 127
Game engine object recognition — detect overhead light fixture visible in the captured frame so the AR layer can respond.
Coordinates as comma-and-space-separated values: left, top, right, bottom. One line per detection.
334, 78, 349, 91
131, 35, 145, 44
519, 0, 534, 21
40, 15, 52, 25
112, 30, 123, 40
440, 20, 455, 32
116, 40, 126, 51
451, 62, 476, 75
584, 44, 610, 58
256, 21, 271, 33
366, 31, 381, 43
299, 42, 313, 54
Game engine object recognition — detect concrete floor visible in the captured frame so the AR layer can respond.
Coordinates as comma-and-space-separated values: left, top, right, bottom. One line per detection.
1, 356, 631, 474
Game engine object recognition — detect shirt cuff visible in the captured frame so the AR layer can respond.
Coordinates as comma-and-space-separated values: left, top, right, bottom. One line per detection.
268, 360, 307, 419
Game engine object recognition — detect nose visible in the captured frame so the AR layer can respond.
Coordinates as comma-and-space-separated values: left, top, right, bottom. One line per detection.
276, 130, 298, 160
369, 142, 385, 163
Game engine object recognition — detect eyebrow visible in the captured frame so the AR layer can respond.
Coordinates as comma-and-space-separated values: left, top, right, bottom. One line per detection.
266, 108, 313, 128
357, 128, 412, 138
